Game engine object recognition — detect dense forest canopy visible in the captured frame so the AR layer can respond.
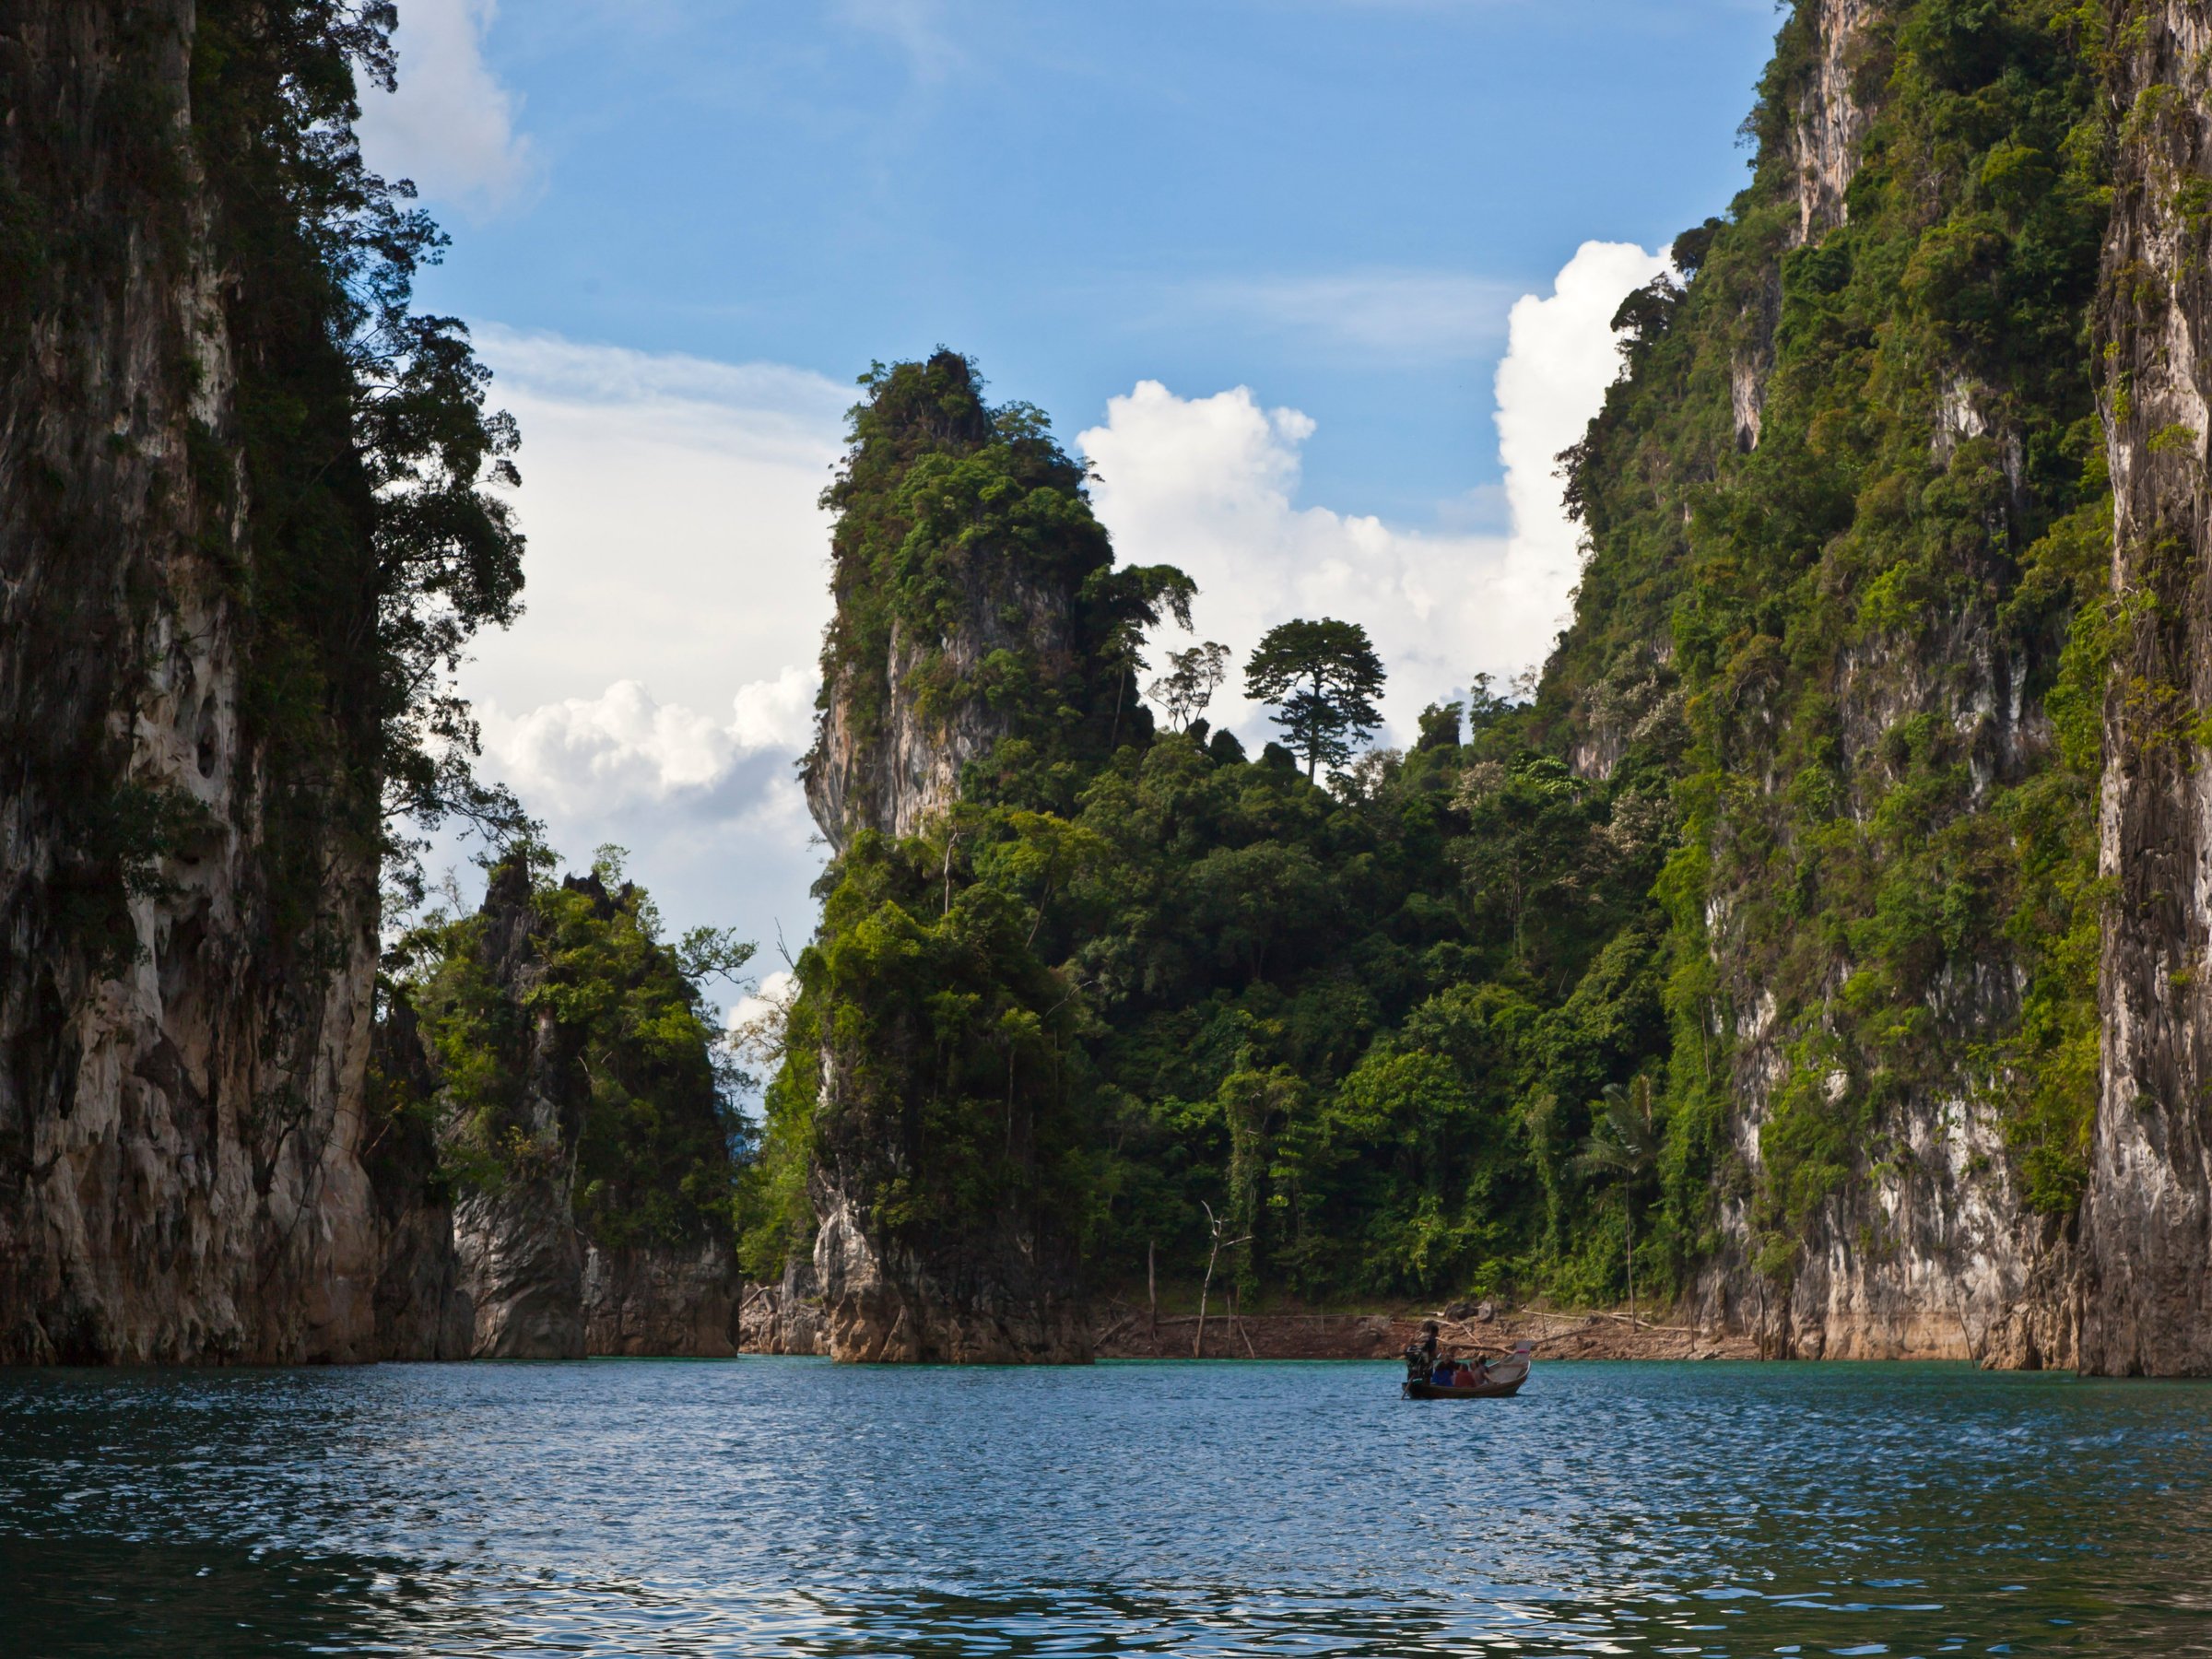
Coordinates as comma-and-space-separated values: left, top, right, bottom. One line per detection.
742, 358, 1685, 1305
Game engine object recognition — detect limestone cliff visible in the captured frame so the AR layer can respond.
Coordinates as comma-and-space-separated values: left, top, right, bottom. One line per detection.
785, 352, 1152, 1363
1789, 0, 1877, 245
806, 566, 1079, 853
736, 1256, 830, 1356
362, 998, 473, 1359
1550, 0, 2106, 1365
2082, 0, 2212, 1376
804, 1131, 1090, 1365
584, 1240, 739, 1356
0, 0, 382, 1362
386, 859, 744, 1359
442, 861, 590, 1359
802, 353, 1100, 853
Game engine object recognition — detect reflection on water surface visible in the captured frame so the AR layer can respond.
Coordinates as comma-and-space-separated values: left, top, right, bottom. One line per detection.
0, 1358, 2206, 1654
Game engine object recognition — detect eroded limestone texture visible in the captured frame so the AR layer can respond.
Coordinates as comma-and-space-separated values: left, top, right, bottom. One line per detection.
584, 1241, 739, 1358
735, 1257, 830, 1357
807, 1190, 1089, 1364
0, 0, 382, 1364
2081, 0, 2212, 1377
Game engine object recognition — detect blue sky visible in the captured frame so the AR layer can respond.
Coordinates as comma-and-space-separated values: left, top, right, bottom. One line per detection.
392, 0, 1776, 516
358, 0, 1783, 1020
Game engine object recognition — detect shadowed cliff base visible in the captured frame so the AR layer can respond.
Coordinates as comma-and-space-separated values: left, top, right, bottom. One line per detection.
1086, 1309, 1759, 1363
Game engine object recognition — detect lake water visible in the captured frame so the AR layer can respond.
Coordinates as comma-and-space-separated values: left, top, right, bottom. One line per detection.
0, 1358, 2207, 1655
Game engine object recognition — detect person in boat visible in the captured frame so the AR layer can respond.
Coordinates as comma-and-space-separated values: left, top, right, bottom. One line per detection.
1430, 1352, 1460, 1387
1403, 1320, 1441, 1383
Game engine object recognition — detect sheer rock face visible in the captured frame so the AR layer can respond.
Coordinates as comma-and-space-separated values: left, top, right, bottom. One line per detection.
0, 1, 381, 1362
363, 1001, 474, 1360
1726, 0, 1873, 455
801, 1025, 1094, 1363
737, 1255, 830, 1356
810, 1187, 1089, 1364
453, 1185, 586, 1359
2083, 0, 2212, 1377
583, 1241, 738, 1358
439, 865, 590, 1359
799, 359, 1097, 1364
1683, 518, 2075, 1366
425, 865, 741, 1360
1669, 0, 2076, 1367
1790, 0, 1875, 244
1693, 1033, 2077, 1368
804, 568, 1077, 854
1691, 675, 2076, 1369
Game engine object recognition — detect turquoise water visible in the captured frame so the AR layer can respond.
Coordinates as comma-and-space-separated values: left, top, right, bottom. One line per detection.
1, 1359, 2208, 1655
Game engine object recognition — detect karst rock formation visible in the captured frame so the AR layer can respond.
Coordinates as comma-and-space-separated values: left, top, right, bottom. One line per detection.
24, 2, 2212, 1371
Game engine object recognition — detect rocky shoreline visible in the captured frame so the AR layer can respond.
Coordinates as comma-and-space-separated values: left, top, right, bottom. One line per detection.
1089, 1307, 1759, 1363
735, 1274, 1767, 1363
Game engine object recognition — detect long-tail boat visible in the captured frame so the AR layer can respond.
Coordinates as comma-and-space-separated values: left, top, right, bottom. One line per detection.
1402, 1342, 1533, 1399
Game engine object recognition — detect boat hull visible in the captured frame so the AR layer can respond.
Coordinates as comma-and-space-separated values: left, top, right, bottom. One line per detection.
1402, 1376, 1524, 1399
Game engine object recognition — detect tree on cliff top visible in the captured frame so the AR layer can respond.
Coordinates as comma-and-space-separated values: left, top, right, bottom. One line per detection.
1243, 618, 1387, 780
1147, 641, 1231, 734
808, 349, 1197, 807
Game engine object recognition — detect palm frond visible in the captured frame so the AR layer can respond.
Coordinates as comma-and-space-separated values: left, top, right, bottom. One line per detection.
1572, 1076, 1658, 1186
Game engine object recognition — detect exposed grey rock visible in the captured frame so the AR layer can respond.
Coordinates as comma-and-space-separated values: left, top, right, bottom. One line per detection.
0, 0, 381, 1364
805, 569, 1078, 854
810, 1187, 1089, 1364
737, 1255, 830, 1356
2081, 0, 2212, 1376
453, 1185, 585, 1360
1788, 0, 1876, 244
1674, 0, 2076, 1368
584, 1241, 738, 1357
363, 1000, 473, 1360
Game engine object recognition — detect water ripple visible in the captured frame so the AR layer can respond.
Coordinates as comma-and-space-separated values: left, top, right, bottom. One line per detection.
2, 1359, 2209, 1654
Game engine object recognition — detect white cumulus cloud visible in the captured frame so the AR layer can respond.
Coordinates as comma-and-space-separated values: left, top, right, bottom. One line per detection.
477, 666, 817, 818
727, 968, 797, 1043
435, 333, 847, 968
356, 0, 537, 213
1493, 240, 1673, 630
1079, 239, 1668, 746
463, 327, 848, 720
426, 241, 1662, 977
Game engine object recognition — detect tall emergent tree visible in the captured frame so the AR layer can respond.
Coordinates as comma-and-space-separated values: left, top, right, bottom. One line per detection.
1147, 641, 1230, 733
1242, 618, 1386, 780
1575, 1076, 1659, 1329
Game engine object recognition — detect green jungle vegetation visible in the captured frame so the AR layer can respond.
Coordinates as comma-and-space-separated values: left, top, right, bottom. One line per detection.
737, 0, 2121, 1311
379, 846, 755, 1252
